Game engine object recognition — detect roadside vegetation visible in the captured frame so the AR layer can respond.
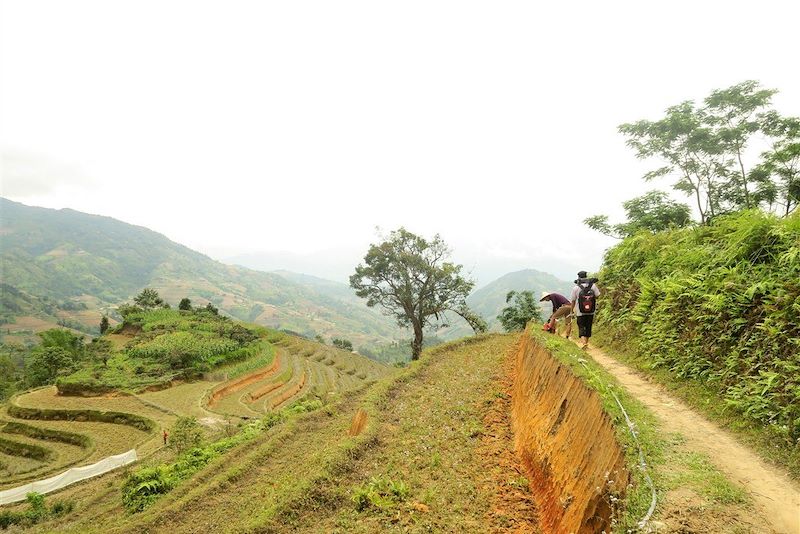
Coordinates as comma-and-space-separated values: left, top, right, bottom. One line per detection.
583, 80, 799, 478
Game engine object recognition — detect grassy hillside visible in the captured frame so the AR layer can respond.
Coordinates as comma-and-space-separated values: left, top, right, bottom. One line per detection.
1, 318, 391, 490
0, 198, 399, 348
437, 268, 572, 338
595, 210, 800, 471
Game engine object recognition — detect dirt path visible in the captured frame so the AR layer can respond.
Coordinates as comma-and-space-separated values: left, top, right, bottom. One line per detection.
585, 344, 800, 534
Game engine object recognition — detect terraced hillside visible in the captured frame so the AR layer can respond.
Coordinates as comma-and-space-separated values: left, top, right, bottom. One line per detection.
0, 319, 391, 494
5, 327, 788, 533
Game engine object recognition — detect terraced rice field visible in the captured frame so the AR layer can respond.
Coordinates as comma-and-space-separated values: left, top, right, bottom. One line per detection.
205, 336, 390, 418
1, 334, 391, 495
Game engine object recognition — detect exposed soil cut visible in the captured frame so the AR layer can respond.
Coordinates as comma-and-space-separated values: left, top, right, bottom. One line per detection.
270, 371, 307, 409
585, 344, 800, 534
513, 335, 629, 534
206, 350, 281, 408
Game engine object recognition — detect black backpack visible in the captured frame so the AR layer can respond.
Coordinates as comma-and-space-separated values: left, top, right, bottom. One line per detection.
578, 279, 596, 314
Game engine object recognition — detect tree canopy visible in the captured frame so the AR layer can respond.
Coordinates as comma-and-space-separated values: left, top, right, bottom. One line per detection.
584, 190, 692, 238
497, 290, 543, 332
350, 228, 485, 360
616, 80, 798, 223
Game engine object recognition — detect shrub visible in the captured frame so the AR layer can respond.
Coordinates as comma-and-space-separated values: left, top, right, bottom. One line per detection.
0, 492, 74, 529
597, 210, 800, 442
352, 476, 410, 511
170, 417, 204, 454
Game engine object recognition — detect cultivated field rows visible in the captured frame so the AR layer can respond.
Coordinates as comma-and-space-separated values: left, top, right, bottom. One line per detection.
0, 334, 391, 491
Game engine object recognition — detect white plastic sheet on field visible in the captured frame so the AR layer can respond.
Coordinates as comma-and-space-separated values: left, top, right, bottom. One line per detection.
0, 449, 137, 505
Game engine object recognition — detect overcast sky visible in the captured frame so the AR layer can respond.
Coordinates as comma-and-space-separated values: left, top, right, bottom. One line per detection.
1, 1, 798, 284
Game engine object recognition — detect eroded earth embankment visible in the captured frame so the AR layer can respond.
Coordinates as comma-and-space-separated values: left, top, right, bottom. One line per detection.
512, 334, 629, 534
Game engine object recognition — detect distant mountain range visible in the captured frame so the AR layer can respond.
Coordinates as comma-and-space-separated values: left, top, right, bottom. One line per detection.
0, 198, 399, 347
0, 198, 571, 349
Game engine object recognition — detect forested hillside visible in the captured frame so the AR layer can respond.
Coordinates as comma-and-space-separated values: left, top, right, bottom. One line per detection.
596, 210, 799, 458
0, 199, 399, 347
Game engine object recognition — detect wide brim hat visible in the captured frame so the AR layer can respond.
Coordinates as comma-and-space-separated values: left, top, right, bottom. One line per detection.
539, 291, 551, 301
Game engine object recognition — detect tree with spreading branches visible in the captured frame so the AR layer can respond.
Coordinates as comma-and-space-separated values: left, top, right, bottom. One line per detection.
350, 228, 485, 360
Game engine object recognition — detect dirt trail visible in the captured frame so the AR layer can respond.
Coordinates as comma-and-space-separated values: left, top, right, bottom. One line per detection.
585, 344, 800, 534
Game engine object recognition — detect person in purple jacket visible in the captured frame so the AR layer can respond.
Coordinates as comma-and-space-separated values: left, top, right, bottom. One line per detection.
540, 291, 573, 338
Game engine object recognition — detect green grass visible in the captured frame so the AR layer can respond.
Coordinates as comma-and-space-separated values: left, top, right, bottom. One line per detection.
213, 340, 275, 380
660, 434, 747, 505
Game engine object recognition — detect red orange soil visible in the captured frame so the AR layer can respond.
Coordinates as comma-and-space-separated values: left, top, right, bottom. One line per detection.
585, 344, 800, 534
478, 339, 540, 533
207, 350, 281, 408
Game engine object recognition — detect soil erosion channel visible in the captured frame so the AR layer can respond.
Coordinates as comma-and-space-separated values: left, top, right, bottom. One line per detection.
585, 344, 800, 534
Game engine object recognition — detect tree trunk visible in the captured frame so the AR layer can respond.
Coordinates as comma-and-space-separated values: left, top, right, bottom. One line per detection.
411, 325, 424, 360
737, 147, 752, 208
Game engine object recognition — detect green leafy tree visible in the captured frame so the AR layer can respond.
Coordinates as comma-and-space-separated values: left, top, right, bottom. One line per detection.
619, 101, 723, 223
619, 81, 786, 222
38, 329, 84, 358
178, 298, 192, 311
585, 190, 691, 238
169, 417, 204, 453
87, 338, 112, 367
350, 228, 483, 360
117, 303, 143, 318
754, 111, 800, 215
332, 338, 354, 351
25, 347, 76, 386
0, 352, 19, 400
99, 316, 109, 334
704, 80, 777, 210
204, 302, 219, 315
133, 288, 164, 310
497, 291, 542, 332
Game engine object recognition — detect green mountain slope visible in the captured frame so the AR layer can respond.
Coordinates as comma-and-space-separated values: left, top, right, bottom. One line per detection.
437, 268, 573, 338
0, 198, 399, 347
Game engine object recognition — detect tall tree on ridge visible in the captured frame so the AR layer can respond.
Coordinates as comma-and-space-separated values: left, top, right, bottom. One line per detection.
350, 228, 485, 360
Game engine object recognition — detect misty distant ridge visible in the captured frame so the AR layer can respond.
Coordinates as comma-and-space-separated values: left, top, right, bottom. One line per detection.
1, 198, 570, 347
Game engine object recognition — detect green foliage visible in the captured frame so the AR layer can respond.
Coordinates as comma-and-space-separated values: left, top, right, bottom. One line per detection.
0, 346, 24, 400
25, 346, 78, 387
99, 316, 109, 334
332, 338, 353, 351
585, 190, 692, 238
58, 309, 266, 391
0, 492, 74, 530
597, 210, 800, 442
122, 398, 324, 512
178, 298, 192, 311
128, 331, 239, 366
618, 80, 797, 222
350, 228, 479, 359
351, 476, 410, 511
133, 288, 165, 310
497, 290, 543, 332
0, 198, 399, 346
170, 417, 204, 454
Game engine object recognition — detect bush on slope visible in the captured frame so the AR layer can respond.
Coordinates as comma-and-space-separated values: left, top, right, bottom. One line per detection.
596, 210, 800, 444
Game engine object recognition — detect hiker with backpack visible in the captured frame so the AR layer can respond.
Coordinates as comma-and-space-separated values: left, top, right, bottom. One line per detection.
570, 271, 600, 349
540, 291, 573, 338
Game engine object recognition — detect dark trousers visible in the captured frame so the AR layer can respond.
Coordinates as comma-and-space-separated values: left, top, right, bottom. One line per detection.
577, 314, 594, 338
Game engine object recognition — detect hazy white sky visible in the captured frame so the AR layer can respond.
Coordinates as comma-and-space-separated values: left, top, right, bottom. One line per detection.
2, 1, 798, 283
